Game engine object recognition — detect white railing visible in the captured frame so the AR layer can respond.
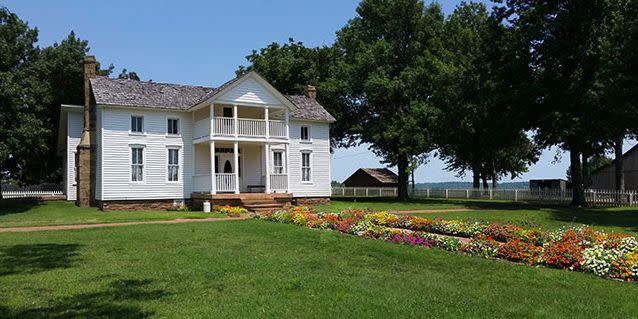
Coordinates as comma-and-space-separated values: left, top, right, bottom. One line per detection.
192, 174, 211, 192
213, 117, 235, 135
238, 118, 266, 137
270, 174, 288, 191
216, 173, 236, 192
331, 187, 638, 207
193, 119, 210, 140
269, 120, 286, 138
2, 190, 64, 199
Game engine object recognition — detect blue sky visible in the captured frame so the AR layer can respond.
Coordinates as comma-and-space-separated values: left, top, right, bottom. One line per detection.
4, 0, 633, 183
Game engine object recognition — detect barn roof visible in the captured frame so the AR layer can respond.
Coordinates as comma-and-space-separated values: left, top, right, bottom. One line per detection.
357, 168, 398, 184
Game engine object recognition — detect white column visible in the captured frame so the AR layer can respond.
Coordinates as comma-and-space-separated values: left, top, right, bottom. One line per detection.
264, 107, 270, 139
265, 143, 271, 194
284, 110, 289, 139
210, 141, 216, 194
233, 104, 238, 138
214, 103, 215, 140
234, 141, 239, 194
284, 143, 290, 192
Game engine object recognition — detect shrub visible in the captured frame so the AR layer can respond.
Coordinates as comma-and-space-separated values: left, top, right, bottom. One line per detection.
609, 251, 638, 281
497, 240, 541, 265
581, 245, 622, 277
541, 240, 583, 270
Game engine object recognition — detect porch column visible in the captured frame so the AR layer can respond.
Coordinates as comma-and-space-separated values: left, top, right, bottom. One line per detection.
210, 141, 216, 194
284, 142, 290, 192
233, 141, 240, 194
264, 107, 270, 139
284, 110, 289, 139
214, 103, 215, 140
265, 143, 271, 194
233, 104, 238, 138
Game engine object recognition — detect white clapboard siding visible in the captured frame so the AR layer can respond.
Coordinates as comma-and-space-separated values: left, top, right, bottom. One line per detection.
216, 77, 281, 106
65, 111, 83, 201
288, 121, 331, 197
100, 107, 193, 200
95, 106, 103, 200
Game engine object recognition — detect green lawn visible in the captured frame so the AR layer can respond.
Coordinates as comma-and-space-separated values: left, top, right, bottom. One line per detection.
0, 200, 224, 228
0, 220, 637, 318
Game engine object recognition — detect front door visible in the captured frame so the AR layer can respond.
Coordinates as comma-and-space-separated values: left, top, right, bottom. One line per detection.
215, 151, 241, 191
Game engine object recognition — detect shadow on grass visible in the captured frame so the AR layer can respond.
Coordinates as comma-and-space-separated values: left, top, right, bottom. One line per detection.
0, 244, 82, 276
3, 279, 168, 318
550, 208, 638, 233
0, 199, 43, 216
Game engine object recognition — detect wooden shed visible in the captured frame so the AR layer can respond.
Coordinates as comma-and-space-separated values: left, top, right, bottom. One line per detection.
590, 145, 638, 190
343, 168, 398, 188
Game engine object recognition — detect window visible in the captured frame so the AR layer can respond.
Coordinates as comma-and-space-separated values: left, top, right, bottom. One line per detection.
273, 151, 283, 174
223, 107, 233, 118
168, 149, 179, 182
131, 116, 143, 133
73, 152, 78, 185
300, 126, 310, 141
131, 147, 144, 181
301, 152, 311, 182
167, 118, 179, 135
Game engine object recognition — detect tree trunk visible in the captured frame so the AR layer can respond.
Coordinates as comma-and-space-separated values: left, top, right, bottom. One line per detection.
492, 177, 497, 190
411, 169, 415, 196
569, 147, 585, 207
397, 153, 410, 201
582, 150, 590, 189
472, 169, 480, 189
615, 137, 625, 191
482, 176, 489, 191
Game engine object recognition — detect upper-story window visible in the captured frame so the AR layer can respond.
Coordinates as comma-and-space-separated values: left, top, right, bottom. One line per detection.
131, 116, 143, 133
167, 118, 179, 135
300, 126, 310, 141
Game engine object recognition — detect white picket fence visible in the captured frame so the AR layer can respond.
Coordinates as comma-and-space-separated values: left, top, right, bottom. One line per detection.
2, 184, 64, 199
331, 187, 638, 207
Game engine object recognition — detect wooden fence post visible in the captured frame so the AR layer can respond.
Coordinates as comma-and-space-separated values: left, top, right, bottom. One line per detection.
489, 189, 493, 200
342, 188, 345, 196
592, 191, 597, 207
365, 188, 369, 197
426, 188, 430, 198
445, 189, 449, 199
514, 189, 518, 202
466, 189, 469, 199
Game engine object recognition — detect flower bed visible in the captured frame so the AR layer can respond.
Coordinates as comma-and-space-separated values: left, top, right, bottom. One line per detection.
256, 208, 638, 283
212, 205, 247, 217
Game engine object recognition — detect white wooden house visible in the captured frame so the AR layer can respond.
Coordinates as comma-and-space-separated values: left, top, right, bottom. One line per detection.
59, 57, 334, 210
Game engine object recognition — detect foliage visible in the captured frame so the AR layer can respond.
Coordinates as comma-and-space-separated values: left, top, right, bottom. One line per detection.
541, 240, 583, 270
609, 251, 638, 281
461, 238, 500, 258
496, 240, 541, 265
212, 205, 247, 217
582, 245, 622, 277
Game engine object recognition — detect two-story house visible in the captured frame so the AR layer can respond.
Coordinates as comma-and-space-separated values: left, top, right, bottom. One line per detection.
59, 56, 334, 211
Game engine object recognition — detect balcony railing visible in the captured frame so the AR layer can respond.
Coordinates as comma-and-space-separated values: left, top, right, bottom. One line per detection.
210, 117, 287, 138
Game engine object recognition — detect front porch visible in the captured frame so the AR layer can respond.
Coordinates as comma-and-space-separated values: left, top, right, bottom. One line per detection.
192, 140, 290, 194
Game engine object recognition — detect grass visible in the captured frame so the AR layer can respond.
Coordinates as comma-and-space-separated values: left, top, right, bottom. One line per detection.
0, 220, 637, 318
0, 200, 224, 228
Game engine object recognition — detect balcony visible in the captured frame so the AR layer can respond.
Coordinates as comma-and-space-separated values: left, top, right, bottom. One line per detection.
194, 117, 287, 141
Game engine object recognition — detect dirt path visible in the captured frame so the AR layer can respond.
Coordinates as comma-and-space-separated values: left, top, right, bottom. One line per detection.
390, 208, 474, 215
0, 215, 252, 233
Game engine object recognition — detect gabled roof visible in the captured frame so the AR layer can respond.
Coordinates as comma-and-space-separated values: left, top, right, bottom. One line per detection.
358, 168, 398, 184
89, 72, 335, 122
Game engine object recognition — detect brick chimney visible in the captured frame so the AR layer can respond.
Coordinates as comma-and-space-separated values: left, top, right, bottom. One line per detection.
76, 55, 96, 207
305, 85, 317, 99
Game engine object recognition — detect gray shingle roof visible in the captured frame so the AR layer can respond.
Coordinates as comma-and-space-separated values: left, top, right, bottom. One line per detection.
285, 95, 336, 123
90, 76, 335, 122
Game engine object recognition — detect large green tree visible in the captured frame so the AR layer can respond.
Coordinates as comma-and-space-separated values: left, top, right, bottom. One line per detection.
335, 0, 446, 200
502, 0, 618, 206
435, 2, 538, 189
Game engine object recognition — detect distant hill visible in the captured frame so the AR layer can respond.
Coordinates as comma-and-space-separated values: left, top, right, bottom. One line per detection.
414, 181, 529, 189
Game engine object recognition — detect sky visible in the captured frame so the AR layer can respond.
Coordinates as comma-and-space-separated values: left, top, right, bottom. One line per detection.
3, 0, 633, 183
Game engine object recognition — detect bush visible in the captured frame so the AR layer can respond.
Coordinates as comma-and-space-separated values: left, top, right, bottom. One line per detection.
609, 251, 638, 281
541, 240, 583, 270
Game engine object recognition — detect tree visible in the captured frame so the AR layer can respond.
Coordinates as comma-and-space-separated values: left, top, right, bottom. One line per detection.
435, 2, 538, 189
502, 0, 617, 206
0, 7, 43, 198
237, 39, 355, 149
335, 0, 445, 200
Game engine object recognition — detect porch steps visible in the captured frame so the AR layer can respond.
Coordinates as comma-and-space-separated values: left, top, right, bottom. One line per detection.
192, 192, 292, 213
240, 200, 286, 213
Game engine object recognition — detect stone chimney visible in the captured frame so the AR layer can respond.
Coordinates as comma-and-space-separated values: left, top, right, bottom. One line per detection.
305, 85, 317, 99
76, 55, 97, 207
